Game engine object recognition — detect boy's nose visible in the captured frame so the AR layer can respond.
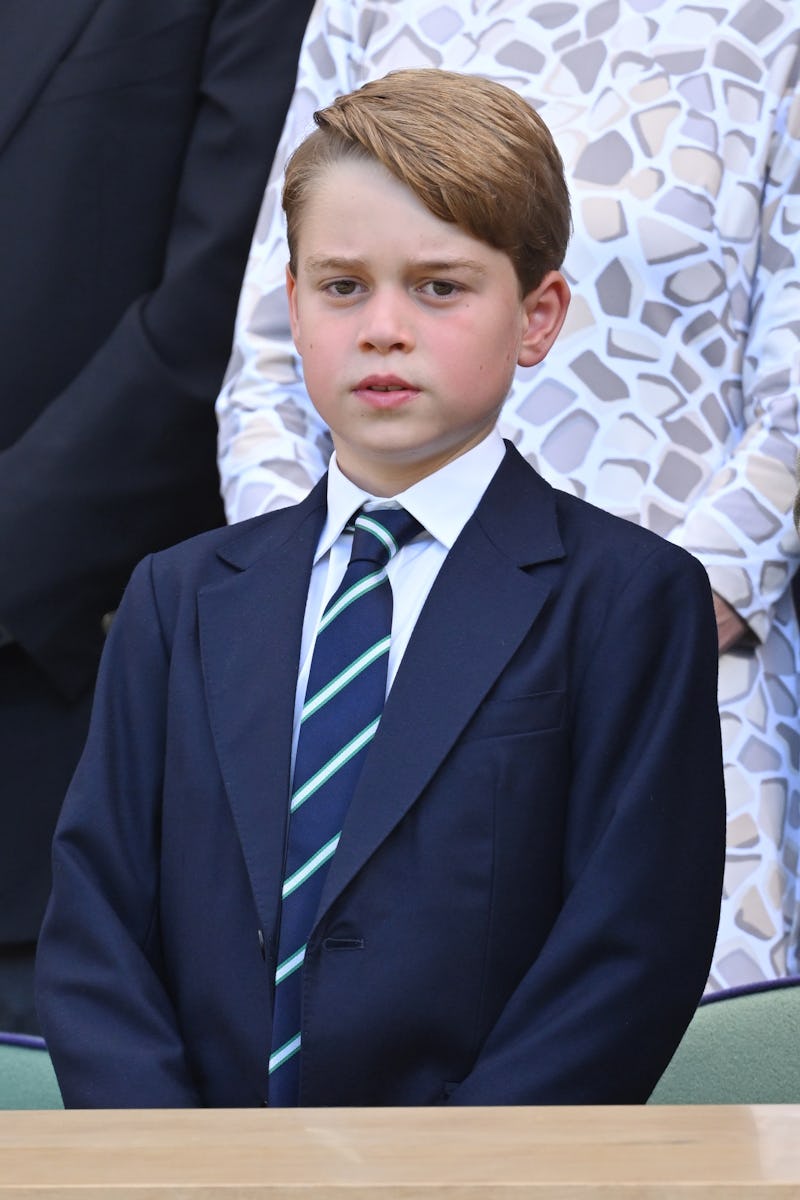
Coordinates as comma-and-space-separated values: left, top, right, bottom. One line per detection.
357, 290, 415, 353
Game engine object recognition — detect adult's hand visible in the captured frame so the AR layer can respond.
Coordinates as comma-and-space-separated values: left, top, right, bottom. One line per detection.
713, 592, 750, 654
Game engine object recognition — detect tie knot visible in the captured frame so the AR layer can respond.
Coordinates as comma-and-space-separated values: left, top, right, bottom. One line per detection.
348, 507, 423, 567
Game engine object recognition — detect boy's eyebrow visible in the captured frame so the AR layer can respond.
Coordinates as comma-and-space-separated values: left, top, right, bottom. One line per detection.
302, 254, 489, 276
414, 258, 489, 276
303, 255, 367, 273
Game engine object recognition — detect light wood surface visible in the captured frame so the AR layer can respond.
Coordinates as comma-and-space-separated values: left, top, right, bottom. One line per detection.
1, 1105, 799, 1198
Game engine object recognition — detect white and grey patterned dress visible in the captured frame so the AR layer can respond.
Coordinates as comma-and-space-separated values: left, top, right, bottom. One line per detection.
216, 0, 800, 989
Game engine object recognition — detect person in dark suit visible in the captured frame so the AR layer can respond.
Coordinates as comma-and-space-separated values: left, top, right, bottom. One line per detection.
0, 0, 313, 1030
35, 69, 725, 1107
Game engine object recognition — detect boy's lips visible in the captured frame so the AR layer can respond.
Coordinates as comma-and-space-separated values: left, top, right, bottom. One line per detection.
353, 374, 419, 408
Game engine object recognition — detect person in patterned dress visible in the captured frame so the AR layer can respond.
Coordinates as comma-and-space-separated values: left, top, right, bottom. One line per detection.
216, 0, 800, 989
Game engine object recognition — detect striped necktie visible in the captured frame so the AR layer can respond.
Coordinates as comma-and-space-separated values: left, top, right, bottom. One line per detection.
268, 505, 423, 1104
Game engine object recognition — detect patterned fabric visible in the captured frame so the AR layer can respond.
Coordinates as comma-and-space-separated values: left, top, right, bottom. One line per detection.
269, 507, 423, 1103
216, 0, 800, 988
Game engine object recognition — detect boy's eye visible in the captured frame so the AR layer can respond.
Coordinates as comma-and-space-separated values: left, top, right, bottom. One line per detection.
421, 280, 460, 298
327, 279, 360, 296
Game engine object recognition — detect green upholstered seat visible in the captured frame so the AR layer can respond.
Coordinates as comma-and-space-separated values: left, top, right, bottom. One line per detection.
0, 1034, 63, 1109
649, 977, 800, 1104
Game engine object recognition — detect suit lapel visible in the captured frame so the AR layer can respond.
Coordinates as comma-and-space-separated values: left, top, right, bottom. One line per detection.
0, 0, 102, 155
198, 483, 327, 937
318, 445, 565, 920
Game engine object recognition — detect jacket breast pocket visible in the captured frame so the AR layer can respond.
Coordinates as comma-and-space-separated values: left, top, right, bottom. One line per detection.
462, 690, 565, 742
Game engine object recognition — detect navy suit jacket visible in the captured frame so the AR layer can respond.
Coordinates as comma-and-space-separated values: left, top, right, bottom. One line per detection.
36, 445, 726, 1107
0, 0, 312, 942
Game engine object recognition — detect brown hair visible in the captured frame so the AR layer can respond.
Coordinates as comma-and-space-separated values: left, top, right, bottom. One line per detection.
282, 68, 571, 293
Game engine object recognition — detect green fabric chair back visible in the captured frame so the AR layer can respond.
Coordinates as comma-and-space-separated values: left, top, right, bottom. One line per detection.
0, 1034, 63, 1109
649, 977, 800, 1104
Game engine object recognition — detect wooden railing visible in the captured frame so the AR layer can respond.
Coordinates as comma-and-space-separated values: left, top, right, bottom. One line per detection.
1, 1104, 799, 1196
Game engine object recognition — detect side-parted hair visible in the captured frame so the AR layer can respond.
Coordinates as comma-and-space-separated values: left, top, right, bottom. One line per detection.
282, 68, 571, 294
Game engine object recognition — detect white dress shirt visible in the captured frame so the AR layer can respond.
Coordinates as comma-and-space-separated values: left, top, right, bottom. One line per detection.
291, 430, 506, 767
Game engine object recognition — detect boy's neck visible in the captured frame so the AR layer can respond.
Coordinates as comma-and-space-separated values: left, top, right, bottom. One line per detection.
331, 425, 503, 498
326, 430, 506, 546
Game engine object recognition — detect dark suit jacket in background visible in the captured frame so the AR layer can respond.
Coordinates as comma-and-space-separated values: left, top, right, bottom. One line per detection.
36, 445, 726, 1107
0, 0, 312, 946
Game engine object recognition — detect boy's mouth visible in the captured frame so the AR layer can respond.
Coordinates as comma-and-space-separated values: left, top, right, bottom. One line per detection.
355, 374, 415, 393
354, 374, 418, 407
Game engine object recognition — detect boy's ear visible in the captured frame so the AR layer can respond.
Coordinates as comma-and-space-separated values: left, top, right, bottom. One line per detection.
518, 271, 571, 368
286, 265, 302, 353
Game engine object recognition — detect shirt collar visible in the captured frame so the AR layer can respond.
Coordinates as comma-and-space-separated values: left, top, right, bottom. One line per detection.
316, 428, 506, 563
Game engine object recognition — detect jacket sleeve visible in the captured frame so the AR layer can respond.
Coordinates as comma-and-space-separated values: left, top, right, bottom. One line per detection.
0, 0, 313, 701
35, 557, 201, 1107
449, 541, 726, 1104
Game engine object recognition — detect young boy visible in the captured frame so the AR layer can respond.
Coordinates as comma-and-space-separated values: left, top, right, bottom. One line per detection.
35, 69, 725, 1108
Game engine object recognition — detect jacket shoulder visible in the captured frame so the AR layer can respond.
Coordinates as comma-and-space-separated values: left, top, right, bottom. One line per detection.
552, 486, 710, 589
135, 491, 325, 606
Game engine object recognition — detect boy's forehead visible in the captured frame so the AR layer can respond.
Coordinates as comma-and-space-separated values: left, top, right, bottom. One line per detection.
302, 155, 419, 214
294, 157, 481, 261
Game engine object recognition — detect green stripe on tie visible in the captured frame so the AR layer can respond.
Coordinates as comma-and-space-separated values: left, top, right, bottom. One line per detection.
269, 1033, 301, 1074
317, 568, 386, 634
275, 945, 306, 985
301, 637, 390, 722
290, 718, 380, 812
356, 514, 398, 556
282, 834, 341, 899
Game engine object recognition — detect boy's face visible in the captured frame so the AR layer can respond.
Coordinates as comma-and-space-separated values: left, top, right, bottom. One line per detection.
287, 157, 569, 495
